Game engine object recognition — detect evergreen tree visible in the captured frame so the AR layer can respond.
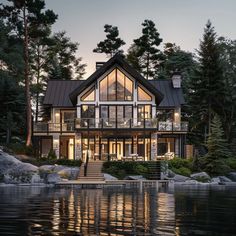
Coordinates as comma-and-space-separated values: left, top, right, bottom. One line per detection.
93, 24, 125, 57
203, 114, 231, 176
0, 77, 25, 144
47, 31, 86, 80
127, 20, 164, 80
217, 37, 236, 150
1, 0, 57, 146
187, 21, 225, 144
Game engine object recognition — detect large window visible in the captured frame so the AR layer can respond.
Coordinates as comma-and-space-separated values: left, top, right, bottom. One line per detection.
81, 105, 95, 118
138, 105, 152, 120
156, 109, 174, 122
100, 105, 133, 120
137, 86, 152, 101
99, 68, 133, 101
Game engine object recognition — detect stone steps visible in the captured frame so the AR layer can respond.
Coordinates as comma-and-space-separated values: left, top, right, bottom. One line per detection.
78, 161, 104, 181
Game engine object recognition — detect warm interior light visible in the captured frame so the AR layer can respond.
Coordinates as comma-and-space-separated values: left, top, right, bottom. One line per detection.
174, 112, 179, 117
55, 113, 60, 117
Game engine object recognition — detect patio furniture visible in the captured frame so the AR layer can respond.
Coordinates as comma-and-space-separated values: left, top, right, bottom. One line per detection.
105, 121, 113, 127
136, 156, 143, 161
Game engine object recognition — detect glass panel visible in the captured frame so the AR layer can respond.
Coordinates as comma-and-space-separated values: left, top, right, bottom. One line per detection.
100, 105, 108, 118
117, 106, 124, 120
108, 69, 116, 100
117, 69, 125, 100
125, 106, 132, 119
81, 87, 95, 101
138, 86, 152, 101
100, 76, 107, 100
157, 138, 175, 156
101, 138, 108, 161
109, 106, 116, 120
124, 138, 132, 157
156, 109, 174, 122
144, 105, 151, 119
62, 111, 76, 123
81, 105, 95, 118
137, 138, 145, 157
125, 77, 133, 100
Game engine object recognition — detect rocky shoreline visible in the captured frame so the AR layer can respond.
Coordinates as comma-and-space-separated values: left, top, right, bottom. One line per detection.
1, 149, 236, 187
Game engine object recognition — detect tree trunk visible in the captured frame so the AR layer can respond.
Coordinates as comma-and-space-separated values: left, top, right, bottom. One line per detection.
23, 5, 32, 147
35, 45, 40, 123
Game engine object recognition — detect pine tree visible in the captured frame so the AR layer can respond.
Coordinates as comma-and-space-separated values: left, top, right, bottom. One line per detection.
47, 31, 86, 80
187, 20, 225, 144
127, 20, 164, 79
203, 114, 231, 176
93, 24, 125, 57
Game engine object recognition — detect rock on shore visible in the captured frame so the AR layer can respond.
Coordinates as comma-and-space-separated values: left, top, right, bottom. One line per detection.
0, 149, 80, 185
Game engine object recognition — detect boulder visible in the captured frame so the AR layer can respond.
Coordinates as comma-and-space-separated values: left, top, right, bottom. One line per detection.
57, 167, 79, 180
46, 173, 61, 184
219, 176, 232, 182
173, 174, 190, 182
53, 165, 67, 172
190, 172, 210, 180
31, 173, 44, 184
184, 179, 198, 184
104, 173, 118, 180
227, 172, 236, 182
211, 177, 221, 184
39, 165, 55, 173
124, 175, 146, 180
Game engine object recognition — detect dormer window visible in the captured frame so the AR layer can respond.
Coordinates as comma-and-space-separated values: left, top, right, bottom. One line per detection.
99, 68, 133, 101
137, 86, 152, 101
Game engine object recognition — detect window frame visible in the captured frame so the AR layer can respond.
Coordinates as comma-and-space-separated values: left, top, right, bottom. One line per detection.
99, 68, 134, 101
137, 85, 152, 101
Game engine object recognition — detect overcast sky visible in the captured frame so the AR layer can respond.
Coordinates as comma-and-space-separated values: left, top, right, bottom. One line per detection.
44, 0, 236, 77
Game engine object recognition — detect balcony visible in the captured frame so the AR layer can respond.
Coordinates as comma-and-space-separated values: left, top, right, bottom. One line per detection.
33, 119, 188, 133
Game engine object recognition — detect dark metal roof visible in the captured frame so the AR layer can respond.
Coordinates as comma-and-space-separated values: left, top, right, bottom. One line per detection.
43, 80, 84, 107
43, 54, 185, 108
43, 79, 185, 108
69, 54, 164, 106
149, 80, 185, 107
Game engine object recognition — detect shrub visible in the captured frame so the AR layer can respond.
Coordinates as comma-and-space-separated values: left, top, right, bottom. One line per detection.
47, 149, 57, 160
225, 157, 236, 171
172, 167, 191, 177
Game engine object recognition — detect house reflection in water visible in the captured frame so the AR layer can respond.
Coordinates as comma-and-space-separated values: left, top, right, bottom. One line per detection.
51, 188, 176, 235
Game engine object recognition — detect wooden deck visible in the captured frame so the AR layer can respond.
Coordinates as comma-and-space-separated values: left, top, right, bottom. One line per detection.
55, 179, 170, 189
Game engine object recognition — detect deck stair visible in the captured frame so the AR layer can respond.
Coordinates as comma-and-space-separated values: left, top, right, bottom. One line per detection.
78, 161, 104, 181
147, 161, 161, 180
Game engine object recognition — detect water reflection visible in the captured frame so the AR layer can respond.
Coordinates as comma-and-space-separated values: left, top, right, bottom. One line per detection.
0, 186, 236, 235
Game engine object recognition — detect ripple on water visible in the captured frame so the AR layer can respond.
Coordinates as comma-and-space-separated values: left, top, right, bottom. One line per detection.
0, 186, 236, 235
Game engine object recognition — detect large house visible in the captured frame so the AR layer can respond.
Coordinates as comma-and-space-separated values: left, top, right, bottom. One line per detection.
33, 54, 188, 161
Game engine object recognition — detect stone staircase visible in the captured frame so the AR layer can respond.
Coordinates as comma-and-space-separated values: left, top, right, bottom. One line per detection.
147, 161, 161, 180
78, 161, 105, 181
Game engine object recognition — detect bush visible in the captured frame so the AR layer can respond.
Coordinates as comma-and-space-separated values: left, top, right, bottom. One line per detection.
172, 166, 191, 177
103, 161, 150, 179
47, 149, 57, 160
225, 157, 236, 171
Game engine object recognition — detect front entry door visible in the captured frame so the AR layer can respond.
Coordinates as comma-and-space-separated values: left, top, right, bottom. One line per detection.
109, 140, 123, 160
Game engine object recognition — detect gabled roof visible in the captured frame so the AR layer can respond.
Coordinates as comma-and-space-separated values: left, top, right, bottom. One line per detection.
69, 54, 164, 105
44, 80, 83, 107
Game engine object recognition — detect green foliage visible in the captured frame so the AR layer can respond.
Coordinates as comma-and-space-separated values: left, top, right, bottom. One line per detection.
168, 158, 193, 176
47, 31, 86, 80
93, 24, 125, 57
127, 19, 163, 79
172, 167, 191, 177
47, 149, 57, 160
103, 161, 149, 179
194, 175, 210, 183
224, 157, 236, 171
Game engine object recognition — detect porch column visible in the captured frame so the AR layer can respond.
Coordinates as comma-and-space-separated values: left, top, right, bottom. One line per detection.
52, 134, 60, 159
151, 133, 157, 160
75, 132, 82, 160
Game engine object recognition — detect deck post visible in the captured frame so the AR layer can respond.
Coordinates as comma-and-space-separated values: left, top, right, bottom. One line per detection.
156, 180, 159, 191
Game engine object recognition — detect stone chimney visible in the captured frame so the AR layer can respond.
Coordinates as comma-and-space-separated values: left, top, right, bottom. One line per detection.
96, 62, 105, 70
171, 71, 182, 88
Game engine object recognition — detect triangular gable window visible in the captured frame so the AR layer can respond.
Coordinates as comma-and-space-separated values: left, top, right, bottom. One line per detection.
137, 86, 152, 101
81, 86, 95, 101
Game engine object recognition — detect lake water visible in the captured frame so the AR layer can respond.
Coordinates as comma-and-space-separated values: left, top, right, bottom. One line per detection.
0, 186, 236, 235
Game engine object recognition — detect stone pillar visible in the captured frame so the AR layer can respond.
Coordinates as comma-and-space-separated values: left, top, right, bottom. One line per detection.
75, 133, 82, 160
52, 134, 60, 159
151, 133, 157, 160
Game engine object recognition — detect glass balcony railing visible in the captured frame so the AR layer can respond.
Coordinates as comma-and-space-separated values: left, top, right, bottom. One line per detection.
33, 119, 188, 133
